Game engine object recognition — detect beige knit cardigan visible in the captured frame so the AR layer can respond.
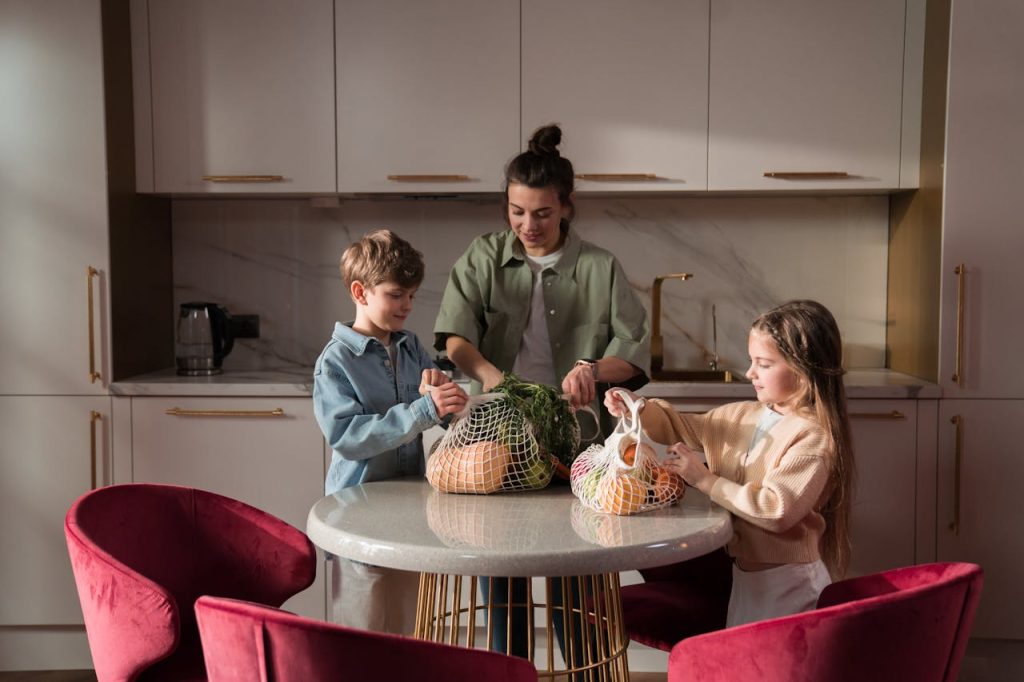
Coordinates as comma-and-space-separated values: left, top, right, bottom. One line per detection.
641, 399, 833, 565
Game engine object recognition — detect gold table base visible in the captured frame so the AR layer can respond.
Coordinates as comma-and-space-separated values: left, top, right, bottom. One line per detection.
414, 572, 630, 681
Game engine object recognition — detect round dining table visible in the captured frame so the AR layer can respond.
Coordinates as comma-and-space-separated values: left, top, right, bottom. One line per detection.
307, 476, 731, 680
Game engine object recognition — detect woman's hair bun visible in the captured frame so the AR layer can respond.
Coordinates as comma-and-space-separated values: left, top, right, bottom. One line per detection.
528, 124, 562, 157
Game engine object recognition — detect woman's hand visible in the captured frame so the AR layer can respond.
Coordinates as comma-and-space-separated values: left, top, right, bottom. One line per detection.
562, 362, 597, 408
663, 442, 713, 494
603, 388, 641, 418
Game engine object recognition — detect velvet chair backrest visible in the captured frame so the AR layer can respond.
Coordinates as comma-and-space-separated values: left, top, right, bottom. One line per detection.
667, 562, 983, 682
195, 595, 539, 682
621, 548, 733, 651
65, 483, 316, 682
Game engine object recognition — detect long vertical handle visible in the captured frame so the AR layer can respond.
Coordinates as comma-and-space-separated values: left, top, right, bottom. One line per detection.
87, 266, 101, 384
949, 415, 963, 535
89, 410, 102, 489
952, 263, 966, 385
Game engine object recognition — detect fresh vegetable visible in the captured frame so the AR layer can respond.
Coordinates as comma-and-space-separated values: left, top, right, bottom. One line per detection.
427, 441, 510, 494
652, 466, 686, 504
597, 474, 647, 515
621, 441, 655, 467
493, 373, 578, 467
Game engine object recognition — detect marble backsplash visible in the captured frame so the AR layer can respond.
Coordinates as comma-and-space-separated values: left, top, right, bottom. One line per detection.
171, 194, 889, 376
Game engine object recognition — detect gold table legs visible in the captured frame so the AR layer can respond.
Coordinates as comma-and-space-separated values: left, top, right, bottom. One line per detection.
414, 572, 630, 681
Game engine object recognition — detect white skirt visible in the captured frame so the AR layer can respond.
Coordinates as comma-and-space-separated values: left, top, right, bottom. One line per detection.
726, 560, 831, 628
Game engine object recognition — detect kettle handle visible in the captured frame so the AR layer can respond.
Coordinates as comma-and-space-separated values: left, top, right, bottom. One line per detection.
209, 306, 234, 366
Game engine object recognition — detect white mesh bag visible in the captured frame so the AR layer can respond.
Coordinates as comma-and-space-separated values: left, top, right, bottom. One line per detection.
570, 392, 686, 515
426, 393, 558, 494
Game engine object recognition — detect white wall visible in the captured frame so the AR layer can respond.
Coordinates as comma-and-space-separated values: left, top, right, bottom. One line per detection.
171, 195, 889, 374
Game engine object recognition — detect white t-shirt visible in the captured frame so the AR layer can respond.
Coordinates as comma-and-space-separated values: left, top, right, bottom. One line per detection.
512, 249, 562, 387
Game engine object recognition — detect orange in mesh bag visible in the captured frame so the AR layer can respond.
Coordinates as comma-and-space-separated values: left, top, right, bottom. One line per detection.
427, 392, 558, 494
570, 392, 686, 515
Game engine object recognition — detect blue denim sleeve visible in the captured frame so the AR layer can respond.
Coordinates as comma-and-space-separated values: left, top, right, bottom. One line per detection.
313, 362, 439, 462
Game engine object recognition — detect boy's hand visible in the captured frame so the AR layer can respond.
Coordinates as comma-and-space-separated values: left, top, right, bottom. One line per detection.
419, 368, 449, 395
429, 382, 468, 418
603, 388, 640, 417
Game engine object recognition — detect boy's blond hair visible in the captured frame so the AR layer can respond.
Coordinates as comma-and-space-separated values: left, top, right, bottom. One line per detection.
340, 229, 424, 290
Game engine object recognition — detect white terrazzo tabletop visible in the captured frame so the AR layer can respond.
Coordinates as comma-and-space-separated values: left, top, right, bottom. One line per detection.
306, 476, 731, 577
112, 367, 939, 400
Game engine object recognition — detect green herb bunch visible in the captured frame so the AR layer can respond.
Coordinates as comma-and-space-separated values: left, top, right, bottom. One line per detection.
493, 373, 578, 467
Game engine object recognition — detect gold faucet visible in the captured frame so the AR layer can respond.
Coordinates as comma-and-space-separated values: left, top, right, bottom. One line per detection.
650, 273, 736, 382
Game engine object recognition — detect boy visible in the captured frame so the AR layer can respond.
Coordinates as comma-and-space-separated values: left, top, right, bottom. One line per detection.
313, 228, 467, 634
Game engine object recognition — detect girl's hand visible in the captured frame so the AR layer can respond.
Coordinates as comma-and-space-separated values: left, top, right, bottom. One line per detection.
429, 381, 468, 418
561, 363, 597, 408
603, 388, 640, 417
663, 442, 713, 494
419, 368, 449, 395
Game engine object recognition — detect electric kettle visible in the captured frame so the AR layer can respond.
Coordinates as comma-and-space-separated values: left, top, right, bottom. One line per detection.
176, 302, 234, 376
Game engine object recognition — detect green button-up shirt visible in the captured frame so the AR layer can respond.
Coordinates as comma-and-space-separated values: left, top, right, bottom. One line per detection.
434, 227, 651, 395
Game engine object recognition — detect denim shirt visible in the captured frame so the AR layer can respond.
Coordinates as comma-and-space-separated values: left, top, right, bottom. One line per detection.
313, 322, 440, 495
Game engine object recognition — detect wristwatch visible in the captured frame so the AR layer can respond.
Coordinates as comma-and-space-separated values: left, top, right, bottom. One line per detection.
574, 358, 599, 381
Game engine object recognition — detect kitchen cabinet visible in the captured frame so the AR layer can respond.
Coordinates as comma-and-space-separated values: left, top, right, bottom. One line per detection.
133, 0, 336, 194
335, 0, 519, 193
1, 0, 110, 396
0, 398, 110, 629
937, 400, 1024, 639
708, 0, 916, 191
126, 396, 328, 619
521, 0, 708, 193
0, 0, 112, 669
846, 400, 922, 577
937, 0, 1024, 400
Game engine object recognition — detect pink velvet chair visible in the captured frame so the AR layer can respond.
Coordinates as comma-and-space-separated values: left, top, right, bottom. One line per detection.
64, 483, 317, 682
194, 595, 539, 681
620, 547, 733, 651
667, 562, 984, 682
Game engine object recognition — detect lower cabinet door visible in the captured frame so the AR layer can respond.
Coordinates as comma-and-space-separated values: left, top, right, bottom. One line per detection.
847, 400, 919, 577
0, 396, 111, 626
937, 399, 1024, 639
130, 396, 326, 619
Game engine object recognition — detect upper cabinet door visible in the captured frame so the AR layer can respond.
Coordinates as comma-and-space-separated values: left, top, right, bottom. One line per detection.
0, 0, 110, 395
335, 0, 519, 193
938, 0, 1024, 399
708, 0, 908, 191
139, 0, 336, 194
522, 0, 709, 193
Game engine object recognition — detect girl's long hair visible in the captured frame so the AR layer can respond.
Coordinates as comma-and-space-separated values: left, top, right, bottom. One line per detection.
752, 300, 855, 579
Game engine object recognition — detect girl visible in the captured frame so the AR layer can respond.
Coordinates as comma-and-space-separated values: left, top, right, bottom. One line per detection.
607, 300, 855, 627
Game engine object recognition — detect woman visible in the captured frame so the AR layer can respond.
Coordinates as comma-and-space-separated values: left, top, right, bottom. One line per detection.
434, 124, 650, 411
433, 124, 651, 663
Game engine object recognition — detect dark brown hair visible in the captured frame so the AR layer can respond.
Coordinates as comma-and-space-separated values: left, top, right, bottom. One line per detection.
503, 124, 576, 228
752, 299, 856, 579
340, 229, 424, 290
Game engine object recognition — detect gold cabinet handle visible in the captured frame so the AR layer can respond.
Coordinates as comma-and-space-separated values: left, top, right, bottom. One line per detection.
86, 266, 101, 384
850, 411, 907, 420
952, 263, 966, 385
386, 174, 471, 182
949, 415, 963, 535
202, 175, 285, 183
575, 173, 659, 181
89, 410, 102, 489
165, 407, 286, 417
763, 171, 850, 179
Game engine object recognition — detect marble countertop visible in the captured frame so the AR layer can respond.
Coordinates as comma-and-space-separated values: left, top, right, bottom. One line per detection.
306, 476, 732, 576
112, 366, 940, 399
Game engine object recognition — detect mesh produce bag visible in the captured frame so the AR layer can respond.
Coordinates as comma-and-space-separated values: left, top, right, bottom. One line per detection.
426, 392, 561, 494
570, 392, 686, 515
